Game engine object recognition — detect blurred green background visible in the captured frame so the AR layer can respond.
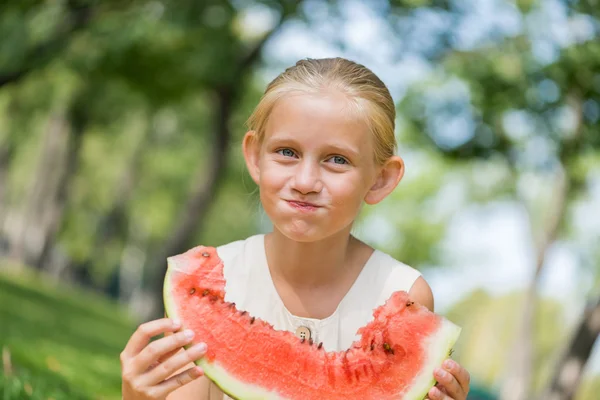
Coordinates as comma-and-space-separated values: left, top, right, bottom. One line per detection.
1, 0, 599, 399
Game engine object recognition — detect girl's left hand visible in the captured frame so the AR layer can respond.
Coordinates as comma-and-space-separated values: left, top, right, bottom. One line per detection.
427, 359, 470, 400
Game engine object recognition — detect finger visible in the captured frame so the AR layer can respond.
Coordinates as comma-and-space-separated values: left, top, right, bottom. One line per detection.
134, 329, 196, 373
148, 335, 184, 370
434, 365, 465, 399
142, 342, 207, 384
428, 386, 451, 400
153, 365, 204, 396
122, 318, 181, 358
443, 359, 471, 393
155, 347, 182, 365
424, 383, 448, 400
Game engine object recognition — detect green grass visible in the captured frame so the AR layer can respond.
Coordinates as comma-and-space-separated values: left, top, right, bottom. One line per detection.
0, 267, 136, 400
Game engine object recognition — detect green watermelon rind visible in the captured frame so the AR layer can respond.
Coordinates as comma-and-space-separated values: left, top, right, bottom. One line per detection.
163, 260, 461, 400
401, 319, 461, 399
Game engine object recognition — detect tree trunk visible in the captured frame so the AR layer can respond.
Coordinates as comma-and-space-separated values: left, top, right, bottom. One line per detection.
89, 126, 150, 296
96, 130, 148, 249
499, 167, 569, 400
119, 227, 148, 308
137, 87, 234, 320
35, 98, 89, 272
539, 295, 600, 400
0, 139, 15, 254
7, 112, 70, 266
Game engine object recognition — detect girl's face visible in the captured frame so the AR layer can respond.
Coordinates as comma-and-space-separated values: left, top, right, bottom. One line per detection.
243, 91, 404, 242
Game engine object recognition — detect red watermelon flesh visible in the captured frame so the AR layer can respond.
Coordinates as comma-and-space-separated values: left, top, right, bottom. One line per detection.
163, 245, 461, 400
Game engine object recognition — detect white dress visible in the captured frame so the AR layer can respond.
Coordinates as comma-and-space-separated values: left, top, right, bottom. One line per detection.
213, 234, 422, 399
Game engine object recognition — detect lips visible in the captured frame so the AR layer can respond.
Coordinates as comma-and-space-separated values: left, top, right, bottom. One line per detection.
288, 200, 320, 207
286, 200, 321, 211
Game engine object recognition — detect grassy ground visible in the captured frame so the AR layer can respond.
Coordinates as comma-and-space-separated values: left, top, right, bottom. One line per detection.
0, 267, 135, 400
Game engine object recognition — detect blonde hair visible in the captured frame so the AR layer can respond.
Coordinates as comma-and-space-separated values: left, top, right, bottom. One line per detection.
246, 58, 397, 165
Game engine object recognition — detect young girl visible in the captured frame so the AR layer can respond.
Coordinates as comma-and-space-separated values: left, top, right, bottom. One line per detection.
120, 58, 471, 400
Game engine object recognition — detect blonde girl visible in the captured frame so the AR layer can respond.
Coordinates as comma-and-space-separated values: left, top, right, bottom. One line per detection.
120, 57, 471, 400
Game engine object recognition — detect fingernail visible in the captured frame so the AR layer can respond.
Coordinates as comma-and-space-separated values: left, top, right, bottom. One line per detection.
430, 386, 441, 398
444, 359, 454, 369
193, 366, 204, 377
192, 343, 207, 353
184, 329, 195, 339
172, 319, 181, 328
436, 368, 447, 378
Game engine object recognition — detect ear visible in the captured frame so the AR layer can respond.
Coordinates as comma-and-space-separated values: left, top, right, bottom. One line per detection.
364, 155, 405, 205
242, 130, 261, 185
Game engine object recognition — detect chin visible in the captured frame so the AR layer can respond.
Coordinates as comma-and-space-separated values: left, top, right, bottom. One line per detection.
273, 219, 329, 243
275, 216, 356, 244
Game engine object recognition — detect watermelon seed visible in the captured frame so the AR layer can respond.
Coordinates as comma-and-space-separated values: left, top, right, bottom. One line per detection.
370, 340, 375, 351
406, 301, 414, 307
449, 348, 454, 357
202, 252, 210, 257
189, 288, 196, 295
228, 302, 235, 308
383, 343, 394, 355
250, 317, 255, 324
309, 338, 313, 346
240, 311, 247, 316
202, 290, 209, 296
318, 342, 323, 350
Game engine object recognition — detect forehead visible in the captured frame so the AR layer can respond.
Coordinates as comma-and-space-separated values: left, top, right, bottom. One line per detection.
263, 91, 372, 149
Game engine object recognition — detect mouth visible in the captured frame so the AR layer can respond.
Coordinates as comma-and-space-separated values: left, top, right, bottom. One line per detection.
285, 200, 321, 211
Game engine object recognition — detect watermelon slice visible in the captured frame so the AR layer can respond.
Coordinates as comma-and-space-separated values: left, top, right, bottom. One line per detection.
163, 245, 461, 400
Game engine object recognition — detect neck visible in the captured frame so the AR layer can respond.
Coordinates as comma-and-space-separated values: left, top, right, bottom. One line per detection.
264, 228, 358, 289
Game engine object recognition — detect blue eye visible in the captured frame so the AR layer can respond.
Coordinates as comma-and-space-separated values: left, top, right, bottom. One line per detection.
277, 148, 296, 157
330, 156, 348, 165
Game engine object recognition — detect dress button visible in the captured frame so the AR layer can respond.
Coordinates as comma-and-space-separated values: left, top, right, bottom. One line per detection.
295, 326, 311, 340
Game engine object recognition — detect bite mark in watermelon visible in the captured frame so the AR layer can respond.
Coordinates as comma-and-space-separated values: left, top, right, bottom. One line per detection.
163, 245, 461, 400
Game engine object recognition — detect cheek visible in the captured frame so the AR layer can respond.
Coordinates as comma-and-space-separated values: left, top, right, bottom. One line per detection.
258, 163, 291, 202
258, 160, 286, 188
328, 175, 369, 208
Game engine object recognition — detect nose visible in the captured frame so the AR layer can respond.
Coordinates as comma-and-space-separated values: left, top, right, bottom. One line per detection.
291, 159, 323, 194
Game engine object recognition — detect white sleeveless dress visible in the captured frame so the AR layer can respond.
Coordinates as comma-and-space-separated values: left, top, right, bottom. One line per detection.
213, 234, 422, 399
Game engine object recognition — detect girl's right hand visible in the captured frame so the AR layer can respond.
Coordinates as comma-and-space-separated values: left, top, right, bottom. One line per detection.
121, 318, 207, 399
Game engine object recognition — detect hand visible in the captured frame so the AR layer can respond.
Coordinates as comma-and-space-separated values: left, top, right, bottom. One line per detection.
427, 359, 470, 400
120, 318, 207, 399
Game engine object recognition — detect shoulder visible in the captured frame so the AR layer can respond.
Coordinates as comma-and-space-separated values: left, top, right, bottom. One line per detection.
216, 238, 245, 260
216, 234, 263, 262
372, 250, 422, 290
372, 250, 434, 311
408, 276, 434, 312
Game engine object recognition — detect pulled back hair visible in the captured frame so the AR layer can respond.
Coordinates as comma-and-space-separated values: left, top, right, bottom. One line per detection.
246, 57, 397, 165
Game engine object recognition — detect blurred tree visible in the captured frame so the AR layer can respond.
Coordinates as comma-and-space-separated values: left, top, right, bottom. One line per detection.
445, 289, 571, 393
397, 0, 600, 397
0, 0, 307, 318
0, 0, 93, 88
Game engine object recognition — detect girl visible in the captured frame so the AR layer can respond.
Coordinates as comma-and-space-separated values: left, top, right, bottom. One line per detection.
120, 58, 471, 400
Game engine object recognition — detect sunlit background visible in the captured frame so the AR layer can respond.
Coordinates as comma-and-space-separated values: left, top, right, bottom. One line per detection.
1, 0, 599, 399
